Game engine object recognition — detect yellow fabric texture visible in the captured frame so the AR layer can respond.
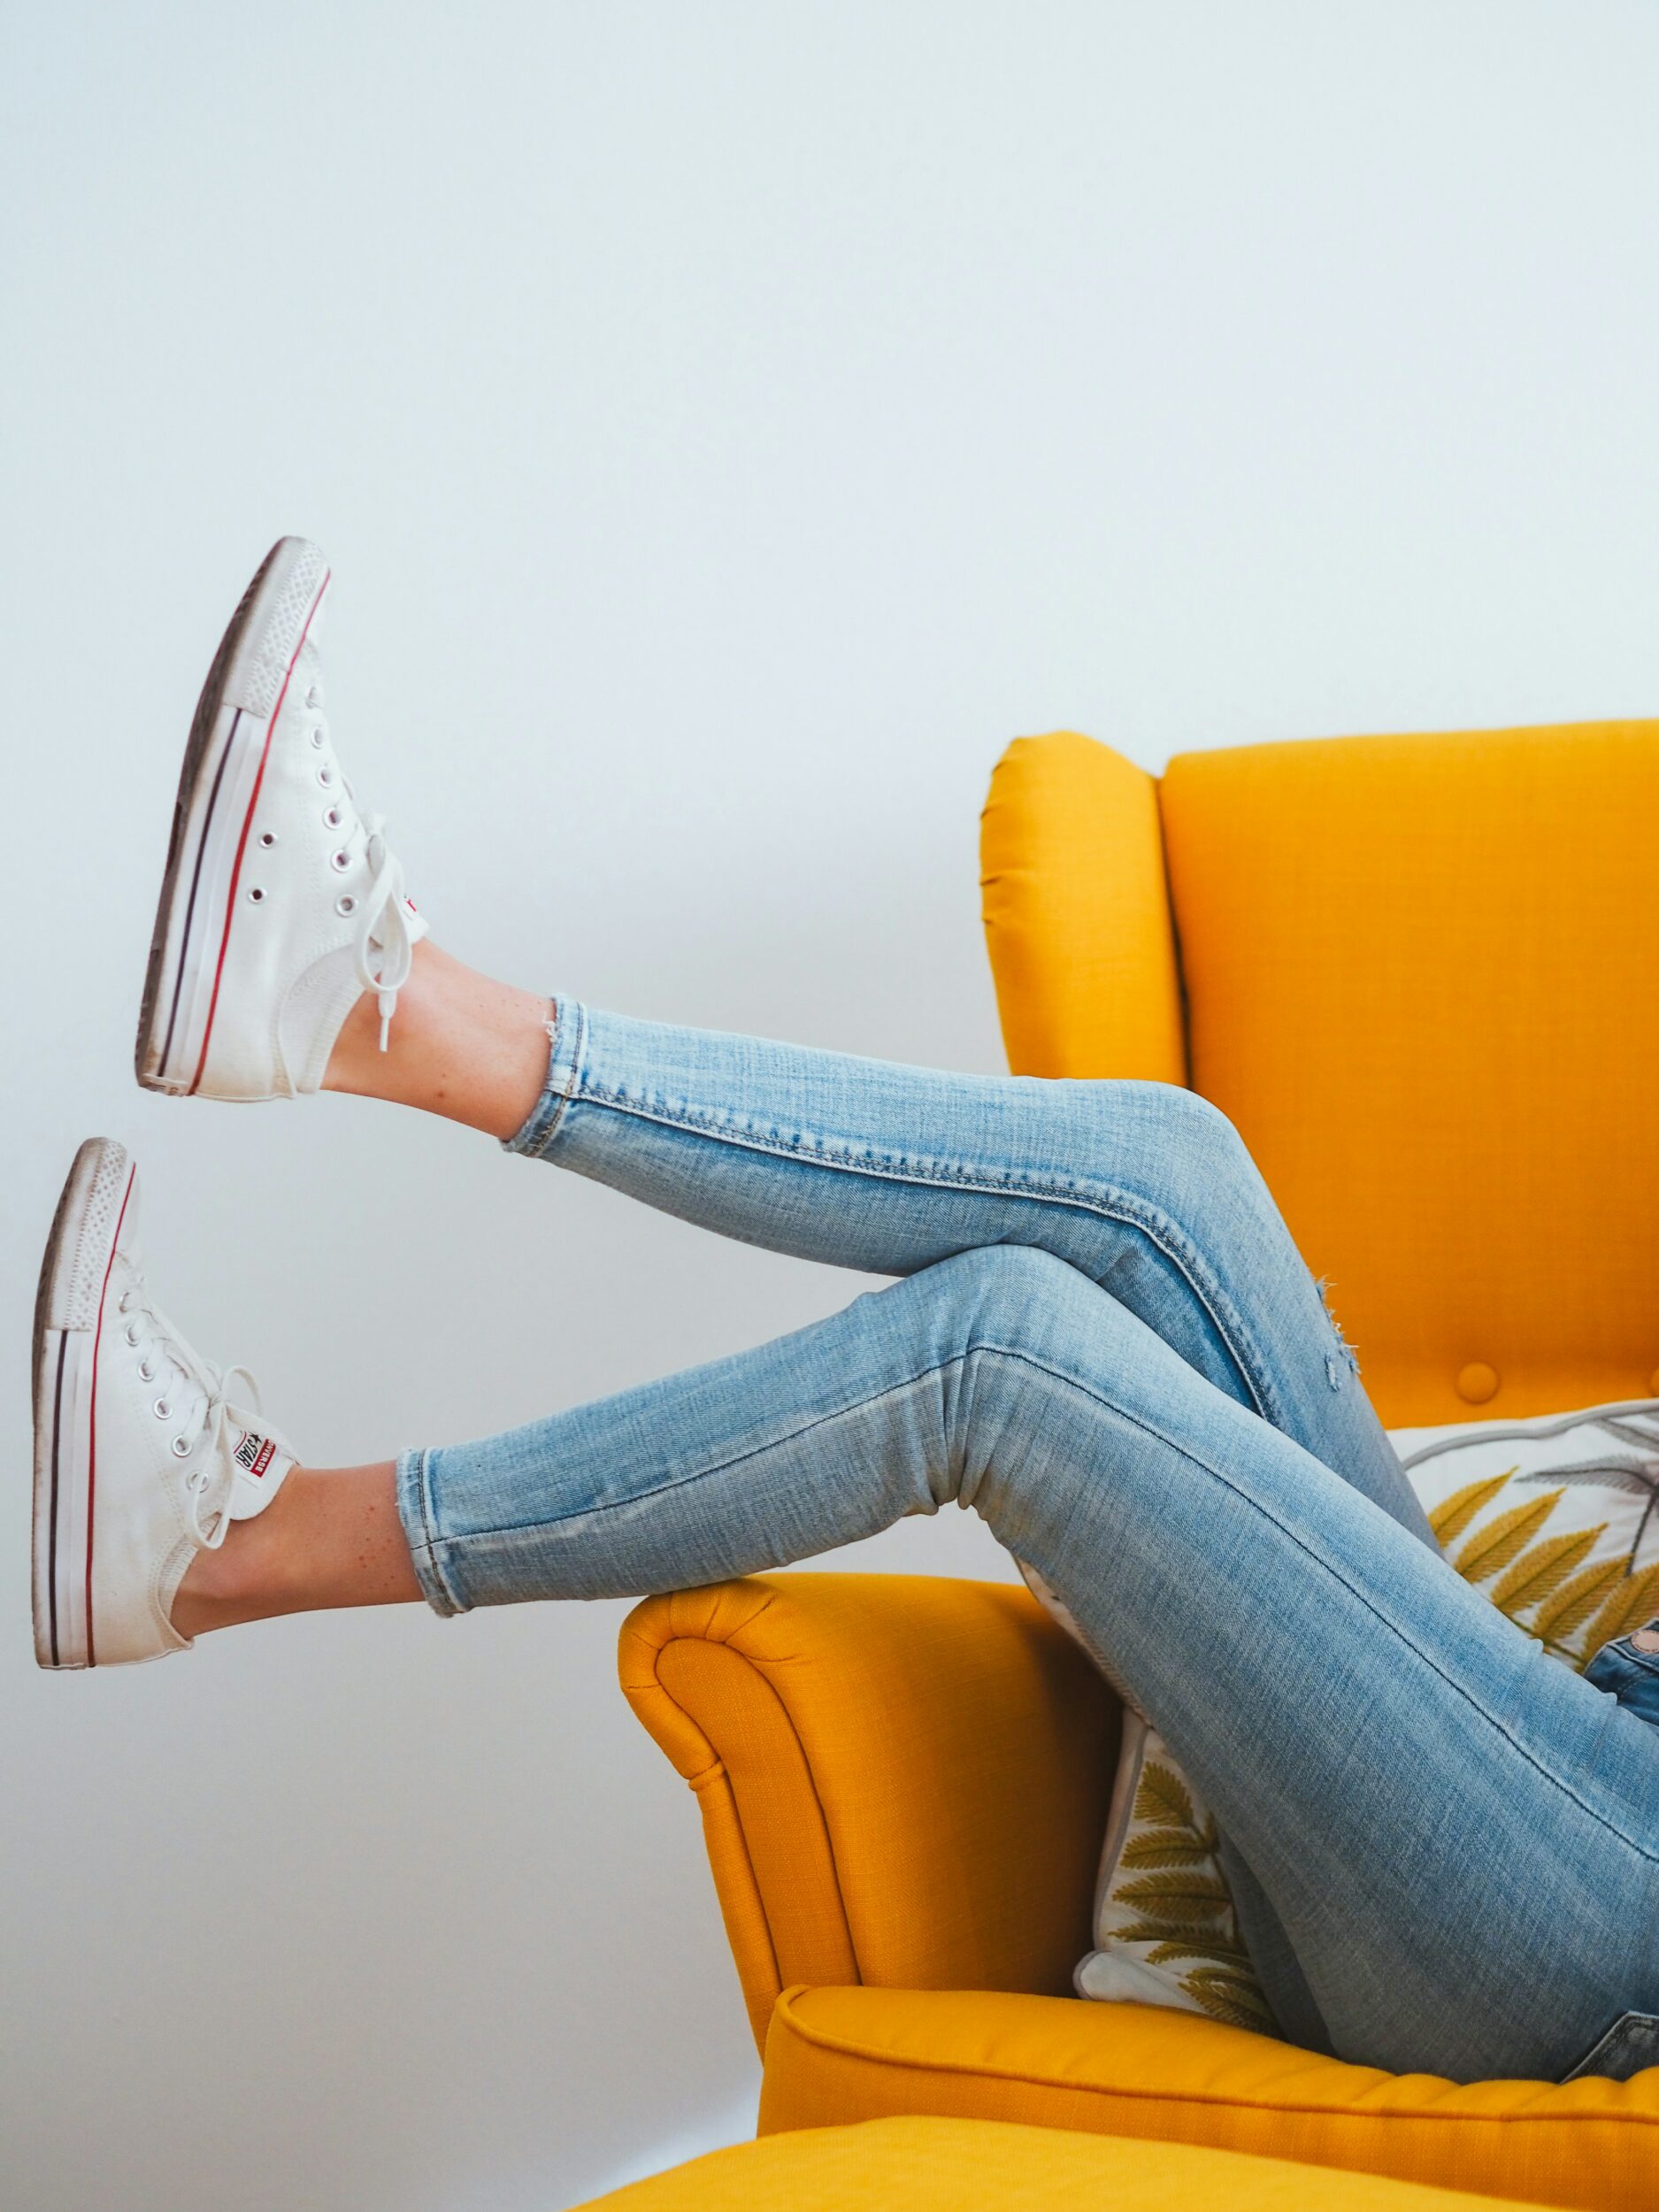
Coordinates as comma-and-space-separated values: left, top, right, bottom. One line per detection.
618, 719, 1659, 2208
757, 1991, 1658, 2212
987, 722, 1659, 1428
620, 1575, 1658, 2208
576, 2116, 1563, 2212
980, 732, 1187, 1086
618, 1575, 1117, 2050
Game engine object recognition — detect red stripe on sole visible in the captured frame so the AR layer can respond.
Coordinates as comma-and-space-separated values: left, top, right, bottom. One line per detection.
187, 567, 331, 1097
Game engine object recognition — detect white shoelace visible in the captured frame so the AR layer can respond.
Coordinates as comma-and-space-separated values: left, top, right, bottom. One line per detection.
180, 1364, 276, 1547
309, 676, 416, 1054
119, 1287, 285, 1547
352, 811, 418, 1051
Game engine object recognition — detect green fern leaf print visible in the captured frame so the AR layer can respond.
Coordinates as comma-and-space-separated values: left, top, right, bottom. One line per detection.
1490, 1526, 1598, 1617
1110, 1919, 1211, 1949
1113, 1871, 1232, 1924
1133, 1761, 1196, 1831
1454, 1490, 1563, 1585
1428, 1471, 1512, 1547
1532, 1556, 1628, 1650
1143, 1937, 1253, 1968
1179, 1964, 1277, 2031
1118, 1833, 1215, 1870
1581, 1560, 1659, 1663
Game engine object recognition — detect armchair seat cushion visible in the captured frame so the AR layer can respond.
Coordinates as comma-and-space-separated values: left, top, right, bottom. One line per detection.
582, 2115, 1568, 2210
757, 1987, 1659, 2212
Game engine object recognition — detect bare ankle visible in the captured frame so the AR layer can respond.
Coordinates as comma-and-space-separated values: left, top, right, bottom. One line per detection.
322, 941, 552, 1141
321, 984, 392, 1097
171, 1463, 421, 1640
171, 1495, 292, 1640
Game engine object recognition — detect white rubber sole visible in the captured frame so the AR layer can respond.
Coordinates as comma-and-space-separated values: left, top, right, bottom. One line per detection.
134, 537, 330, 1096
32, 1139, 136, 1670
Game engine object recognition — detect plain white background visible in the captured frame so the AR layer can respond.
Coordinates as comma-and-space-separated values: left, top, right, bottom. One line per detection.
5, 5, 1659, 2207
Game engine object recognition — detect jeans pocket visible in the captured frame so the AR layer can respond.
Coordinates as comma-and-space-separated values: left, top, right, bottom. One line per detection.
1583, 1626, 1659, 1727
1559, 2010, 1659, 2083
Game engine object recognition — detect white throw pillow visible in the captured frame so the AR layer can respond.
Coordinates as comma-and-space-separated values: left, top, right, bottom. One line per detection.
1025, 1397, 1659, 2030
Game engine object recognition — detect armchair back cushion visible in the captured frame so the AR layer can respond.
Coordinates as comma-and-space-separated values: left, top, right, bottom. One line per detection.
983, 722, 1659, 1428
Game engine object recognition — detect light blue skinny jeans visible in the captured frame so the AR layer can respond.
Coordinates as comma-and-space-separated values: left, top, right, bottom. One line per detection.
396, 1002, 1659, 2085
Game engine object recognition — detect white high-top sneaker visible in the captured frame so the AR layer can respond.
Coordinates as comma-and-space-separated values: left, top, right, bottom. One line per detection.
32, 1139, 298, 1668
134, 535, 426, 1101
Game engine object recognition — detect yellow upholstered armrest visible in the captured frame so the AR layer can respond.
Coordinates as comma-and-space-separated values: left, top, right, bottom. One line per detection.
980, 731, 1187, 1082
618, 1573, 1118, 2052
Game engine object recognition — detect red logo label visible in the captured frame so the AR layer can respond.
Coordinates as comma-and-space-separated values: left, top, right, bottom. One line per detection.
234, 1432, 277, 1480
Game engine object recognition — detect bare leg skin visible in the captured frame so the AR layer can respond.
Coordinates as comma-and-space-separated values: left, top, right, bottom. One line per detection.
175, 947, 549, 1638
172, 1463, 420, 1639
324, 940, 551, 1140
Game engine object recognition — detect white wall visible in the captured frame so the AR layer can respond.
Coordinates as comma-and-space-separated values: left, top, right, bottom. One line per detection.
6, 5, 1659, 2207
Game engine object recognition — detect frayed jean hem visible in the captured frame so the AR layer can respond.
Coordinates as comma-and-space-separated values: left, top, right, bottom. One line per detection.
503, 995, 588, 1160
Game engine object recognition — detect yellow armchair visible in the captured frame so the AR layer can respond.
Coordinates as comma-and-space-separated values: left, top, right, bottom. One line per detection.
618, 1574, 1116, 2048
621, 724, 1659, 2210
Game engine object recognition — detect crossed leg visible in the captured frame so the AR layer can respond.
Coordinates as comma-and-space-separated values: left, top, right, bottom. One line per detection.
178, 937, 1428, 1638
170, 945, 1659, 2085
46, 538, 1652, 2092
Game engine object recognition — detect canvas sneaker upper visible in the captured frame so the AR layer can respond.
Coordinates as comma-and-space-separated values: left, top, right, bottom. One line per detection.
207, 619, 426, 1097
34, 1139, 296, 1668
136, 537, 427, 1103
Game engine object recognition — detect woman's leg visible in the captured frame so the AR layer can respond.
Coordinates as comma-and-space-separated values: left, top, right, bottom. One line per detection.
325, 954, 1432, 1548
186, 1245, 1659, 2081
173, 1461, 419, 1635
324, 953, 1443, 2051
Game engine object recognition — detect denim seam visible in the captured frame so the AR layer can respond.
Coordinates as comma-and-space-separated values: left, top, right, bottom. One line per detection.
988, 1347, 1659, 1870
424, 1359, 964, 1545
564, 1081, 1286, 1427
427, 1336, 1659, 1865
996, 1341, 1659, 1863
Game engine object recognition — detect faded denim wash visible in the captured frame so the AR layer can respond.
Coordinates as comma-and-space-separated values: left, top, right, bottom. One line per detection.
396, 1001, 1659, 2084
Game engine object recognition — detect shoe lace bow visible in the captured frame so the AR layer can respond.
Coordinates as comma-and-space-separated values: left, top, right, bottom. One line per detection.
180, 1363, 283, 1547
353, 811, 418, 1052
119, 1282, 291, 1547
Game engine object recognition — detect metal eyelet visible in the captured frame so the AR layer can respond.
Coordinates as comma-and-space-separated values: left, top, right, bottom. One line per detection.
330, 849, 351, 872
124, 1322, 141, 1347
138, 1360, 156, 1383
170, 1436, 192, 1459
118, 1289, 134, 1312
335, 894, 357, 916
248, 887, 265, 903
306, 685, 322, 709
152, 1398, 172, 1420
259, 831, 278, 849
310, 726, 326, 749
318, 764, 335, 787
323, 805, 342, 830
